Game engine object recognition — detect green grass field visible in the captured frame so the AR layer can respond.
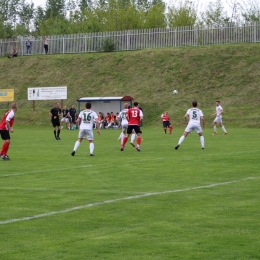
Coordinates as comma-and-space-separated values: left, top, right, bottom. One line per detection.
0, 126, 259, 259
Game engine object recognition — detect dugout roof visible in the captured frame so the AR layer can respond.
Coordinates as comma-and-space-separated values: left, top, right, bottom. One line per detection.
77, 96, 134, 114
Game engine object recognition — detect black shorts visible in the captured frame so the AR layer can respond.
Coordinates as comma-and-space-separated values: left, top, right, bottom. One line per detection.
127, 125, 142, 135
0, 130, 10, 140
51, 119, 60, 127
163, 121, 171, 128
69, 117, 75, 123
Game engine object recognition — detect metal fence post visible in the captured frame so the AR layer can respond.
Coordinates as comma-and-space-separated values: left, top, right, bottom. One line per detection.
21, 37, 23, 56
63, 36, 65, 54
254, 22, 257, 43
127, 30, 130, 51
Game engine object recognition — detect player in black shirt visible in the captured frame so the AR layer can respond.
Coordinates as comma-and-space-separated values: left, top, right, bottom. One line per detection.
69, 105, 76, 130
50, 102, 61, 140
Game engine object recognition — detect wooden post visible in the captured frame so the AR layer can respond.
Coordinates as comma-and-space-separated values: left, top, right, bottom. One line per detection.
61, 99, 63, 109
33, 100, 35, 111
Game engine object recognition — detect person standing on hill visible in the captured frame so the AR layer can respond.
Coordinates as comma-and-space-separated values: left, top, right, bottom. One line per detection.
25, 38, 32, 55
43, 36, 49, 55
175, 100, 205, 150
0, 103, 18, 160
50, 102, 61, 140
212, 101, 228, 135
161, 110, 173, 134
71, 102, 100, 157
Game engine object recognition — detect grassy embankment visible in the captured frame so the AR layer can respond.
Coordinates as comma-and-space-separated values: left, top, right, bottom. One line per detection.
0, 44, 260, 127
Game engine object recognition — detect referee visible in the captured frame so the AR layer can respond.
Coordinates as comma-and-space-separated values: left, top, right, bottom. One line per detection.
50, 102, 61, 140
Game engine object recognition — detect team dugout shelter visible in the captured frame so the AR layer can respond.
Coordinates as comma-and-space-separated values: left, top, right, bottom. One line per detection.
77, 96, 134, 115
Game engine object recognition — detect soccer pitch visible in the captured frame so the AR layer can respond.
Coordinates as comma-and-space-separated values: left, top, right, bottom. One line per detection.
0, 127, 259, 259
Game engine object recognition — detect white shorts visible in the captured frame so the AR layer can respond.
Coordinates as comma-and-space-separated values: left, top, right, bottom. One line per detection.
214, 116, 222, 123
61, 118, 69, 123
121, 123, 128, 131
78, 129, 94, 140
185, 123, 203, 133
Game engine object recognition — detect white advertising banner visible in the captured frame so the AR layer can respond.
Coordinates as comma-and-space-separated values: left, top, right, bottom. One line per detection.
28, 86, 67, 100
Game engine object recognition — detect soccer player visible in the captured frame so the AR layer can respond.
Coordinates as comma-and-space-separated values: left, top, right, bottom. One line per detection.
0, 103, 18, 160
212, 101, 228, 135
61, 105, 70, 129
121, 102, 143, 152
175, 100, 205, 150
117, 103, 130, 146
50, 102, 61, 140
161, 110, 173, 134
71, 102, 100, 156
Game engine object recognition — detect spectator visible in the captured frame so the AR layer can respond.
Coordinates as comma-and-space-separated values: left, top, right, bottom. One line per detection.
69, 105, 77, 130
43, 36, 49, 55
106, 112, 115, 129
104, 113, 111, 128
8, 47, 18, 58
97, 112, 104, 129
25, 38, 32, 55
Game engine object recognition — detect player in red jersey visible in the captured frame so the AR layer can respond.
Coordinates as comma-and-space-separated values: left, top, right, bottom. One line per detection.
121, 102, 143, 152
161, 110, 173, 134
0, 103, 18, 160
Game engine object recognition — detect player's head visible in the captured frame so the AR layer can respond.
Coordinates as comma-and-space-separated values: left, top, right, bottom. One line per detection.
216, 101, 220, 106
86, 102, 91, 109
111, 112, 113, 114
192, 100, 198, 107
11, 103, 18, 111
71, 105, 75, 108
165, 110, 168, 115
55, 102, 60, 108
124, 103, 129, 109
133, 102, 139, 107
64, 106, 67, 109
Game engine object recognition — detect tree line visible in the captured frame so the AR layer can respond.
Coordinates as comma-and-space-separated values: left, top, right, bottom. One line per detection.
1, 0, 260, 38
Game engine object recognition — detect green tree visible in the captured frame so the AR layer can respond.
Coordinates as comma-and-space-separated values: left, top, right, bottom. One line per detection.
167, 0, 197, 27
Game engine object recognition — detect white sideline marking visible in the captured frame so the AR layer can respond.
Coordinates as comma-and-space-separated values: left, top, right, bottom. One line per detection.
1, 149, 259, 177
0, 176, 257, 225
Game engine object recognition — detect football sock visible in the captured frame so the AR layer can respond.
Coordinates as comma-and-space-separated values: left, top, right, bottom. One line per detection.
2, 141, 10, 155
222, 125, 227, 132
54, 130, 57, 137
137, 136, 142, 146
200, 136, 205, 148
170, 126, 173, 134
214, 126, 217, 132
178, 135, 185, 145
131, 134, 136, 143
121, 133, 125, 145
73, 141, 80, 151
90, 143, 94, 154
57, 130, 60, 137
122, 137, 128, 146
164, 128, 166, 134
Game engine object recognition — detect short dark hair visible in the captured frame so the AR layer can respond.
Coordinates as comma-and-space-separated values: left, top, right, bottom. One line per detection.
192, 100, 197, 107
133, 102, 139, 107
216, 100, 220, 103
86, 102, 91, 109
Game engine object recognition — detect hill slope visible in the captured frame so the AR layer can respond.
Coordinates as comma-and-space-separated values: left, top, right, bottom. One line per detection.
0, 44, 260, 127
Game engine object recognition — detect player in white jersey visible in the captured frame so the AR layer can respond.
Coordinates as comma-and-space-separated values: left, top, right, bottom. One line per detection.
117, 103, 129, 145
71, 102, 100, 156
212, 101, 227, 135
175, 100, 205, 150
